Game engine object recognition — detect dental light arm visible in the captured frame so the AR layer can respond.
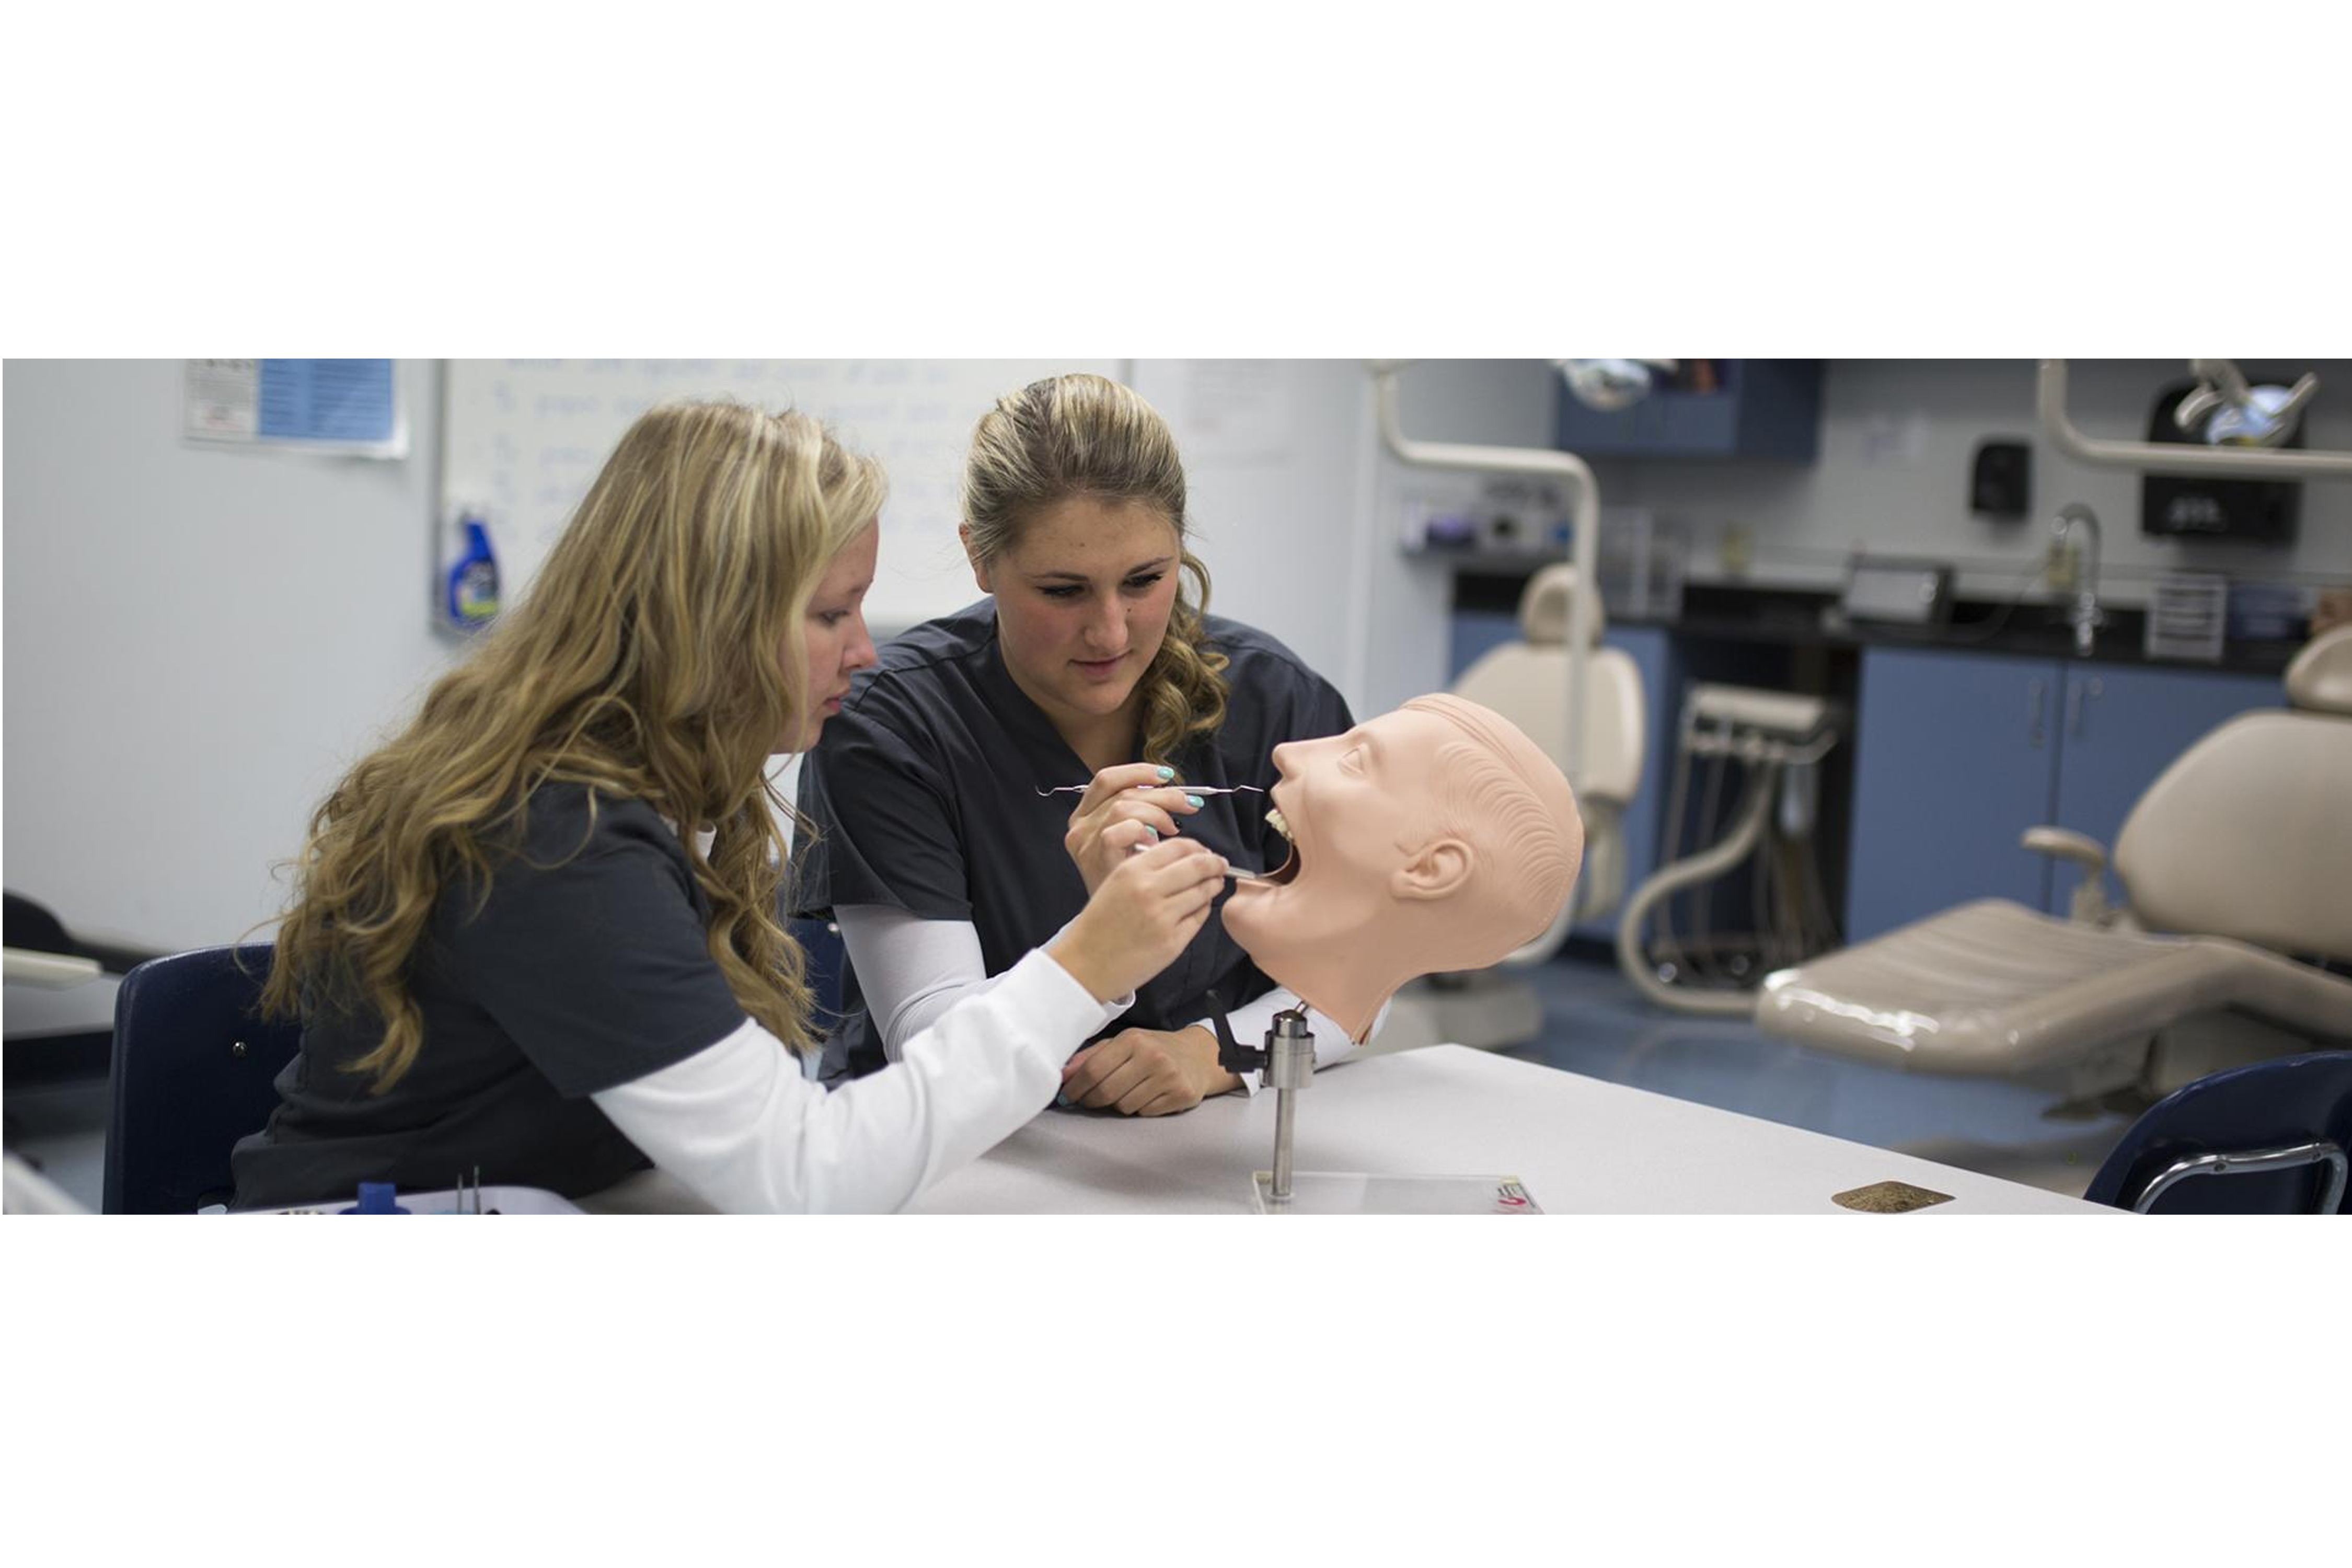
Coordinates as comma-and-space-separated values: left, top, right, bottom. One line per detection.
2039, 359, 2352, 480
1368, 362, 1602, 792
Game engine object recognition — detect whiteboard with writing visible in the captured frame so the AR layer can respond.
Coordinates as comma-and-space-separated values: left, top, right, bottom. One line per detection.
440, 359, 1123, 631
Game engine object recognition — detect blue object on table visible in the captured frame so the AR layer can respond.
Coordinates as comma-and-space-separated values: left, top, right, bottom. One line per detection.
341, 1182, 410, 1215
103, 944, 302, 1214
2083, 1051, 2352, 1214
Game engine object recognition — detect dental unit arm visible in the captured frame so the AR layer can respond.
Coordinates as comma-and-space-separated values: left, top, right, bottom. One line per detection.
1368, 361, 1602, 794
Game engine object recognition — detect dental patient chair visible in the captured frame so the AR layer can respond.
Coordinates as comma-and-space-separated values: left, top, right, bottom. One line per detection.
1375, 563, 1646, 1054
1755, 625, 2352, 1102
1452, 562, 1646, 938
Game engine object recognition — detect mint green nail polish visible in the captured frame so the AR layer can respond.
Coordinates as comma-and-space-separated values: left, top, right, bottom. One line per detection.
1186, 794, 1204, 808
1156, 766, 1174, 781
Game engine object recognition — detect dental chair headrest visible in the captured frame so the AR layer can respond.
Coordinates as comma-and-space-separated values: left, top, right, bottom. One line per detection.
2285, 622, 2352, 716
1519, 563, 1608, 646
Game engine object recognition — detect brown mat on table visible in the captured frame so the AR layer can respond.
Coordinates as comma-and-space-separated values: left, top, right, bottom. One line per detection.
1832, 1180, 1955, 1213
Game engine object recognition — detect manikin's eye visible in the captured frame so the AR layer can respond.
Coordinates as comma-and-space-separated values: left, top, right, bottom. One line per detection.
1340, 746, 1366, 775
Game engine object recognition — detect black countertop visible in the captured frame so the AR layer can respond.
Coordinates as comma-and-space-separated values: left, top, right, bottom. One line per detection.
1655, 584, 2307, 675
1456, 571, 2308, 676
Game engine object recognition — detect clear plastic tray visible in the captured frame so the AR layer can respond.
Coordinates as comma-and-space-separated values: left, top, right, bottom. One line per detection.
1251, 1171, 1542, 1214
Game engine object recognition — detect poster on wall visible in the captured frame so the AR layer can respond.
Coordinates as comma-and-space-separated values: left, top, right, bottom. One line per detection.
183, 359, 408, 457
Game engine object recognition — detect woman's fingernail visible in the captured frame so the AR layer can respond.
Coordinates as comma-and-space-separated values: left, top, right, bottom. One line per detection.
1185, 794, 1204, 809
1055, 1091, 1072, 1106
1145, 826, 1159, 840
1156, 766, 1174, 781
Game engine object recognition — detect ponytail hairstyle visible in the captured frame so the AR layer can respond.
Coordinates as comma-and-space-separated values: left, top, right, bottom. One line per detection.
262, 400, 886, 1090
961, 373, 1228, 769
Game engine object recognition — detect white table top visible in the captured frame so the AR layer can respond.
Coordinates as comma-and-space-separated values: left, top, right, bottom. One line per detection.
904, 1045, 2113, 1215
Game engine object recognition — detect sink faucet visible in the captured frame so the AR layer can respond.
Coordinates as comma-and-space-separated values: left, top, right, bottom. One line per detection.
2052, 502, 2105, 656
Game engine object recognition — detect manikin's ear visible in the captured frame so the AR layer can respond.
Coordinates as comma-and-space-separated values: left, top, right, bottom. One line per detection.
1389, 838, 1473, 902
961, 525, 992, 594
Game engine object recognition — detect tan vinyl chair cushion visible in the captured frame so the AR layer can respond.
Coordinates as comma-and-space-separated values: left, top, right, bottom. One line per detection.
1756, 898, 2352, 1074
2114, 711, 2352, 963
2285, 622, 2352, 716
1518, 562, 1607, 645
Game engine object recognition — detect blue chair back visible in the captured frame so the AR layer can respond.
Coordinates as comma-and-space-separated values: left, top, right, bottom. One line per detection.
790, 917, 848, 1028
2084, 1050, 2352, 1214
103, 944, 302, 1214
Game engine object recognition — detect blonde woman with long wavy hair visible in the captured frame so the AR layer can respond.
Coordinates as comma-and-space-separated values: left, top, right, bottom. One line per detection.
795, 373, 1371, 1115
232, 399, 1228, 1213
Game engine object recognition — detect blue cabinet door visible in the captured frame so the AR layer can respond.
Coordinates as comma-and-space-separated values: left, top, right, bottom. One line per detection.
1843, 647, 2062, 942
2050, 663, 2282, 908
1553, 360, 1823, 459
1446, 609, 1521, 678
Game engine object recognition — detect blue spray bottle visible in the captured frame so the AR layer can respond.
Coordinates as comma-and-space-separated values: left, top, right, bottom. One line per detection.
446, 511, 501, 630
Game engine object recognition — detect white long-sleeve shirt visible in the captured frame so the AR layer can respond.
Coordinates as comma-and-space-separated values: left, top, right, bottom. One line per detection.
591, 947, 1132, 1213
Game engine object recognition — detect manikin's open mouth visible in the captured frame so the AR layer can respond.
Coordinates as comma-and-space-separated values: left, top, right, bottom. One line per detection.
1263, 804, 1302, 885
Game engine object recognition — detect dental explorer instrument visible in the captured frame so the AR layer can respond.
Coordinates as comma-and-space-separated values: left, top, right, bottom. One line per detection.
1034, 783, 1267, 797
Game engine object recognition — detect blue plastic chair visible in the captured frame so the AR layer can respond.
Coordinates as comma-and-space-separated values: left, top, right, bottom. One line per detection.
2083, 1050, 2352, 1214
790, 917, 848, 1027
102, 944, 302, 1214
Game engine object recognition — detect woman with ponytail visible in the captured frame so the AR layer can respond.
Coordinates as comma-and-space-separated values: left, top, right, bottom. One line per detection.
232, 399, 1228, 1212
797, 374, 1369, 1115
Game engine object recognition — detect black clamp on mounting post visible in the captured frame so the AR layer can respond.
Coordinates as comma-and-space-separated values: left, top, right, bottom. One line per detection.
1208, 992, 1264, 1077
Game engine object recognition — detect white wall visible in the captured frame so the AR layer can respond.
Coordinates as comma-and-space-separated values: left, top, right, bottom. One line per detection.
4, 358, 1543, 948
1598, 359, 2352, 605
4, 359, 466, 948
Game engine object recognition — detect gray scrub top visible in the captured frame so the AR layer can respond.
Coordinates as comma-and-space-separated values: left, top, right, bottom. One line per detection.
793, 600, 1352, 1079
233, 786, 748, 1209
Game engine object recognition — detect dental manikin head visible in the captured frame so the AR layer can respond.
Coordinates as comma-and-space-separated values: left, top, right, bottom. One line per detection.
1221, 693, 1583, 1044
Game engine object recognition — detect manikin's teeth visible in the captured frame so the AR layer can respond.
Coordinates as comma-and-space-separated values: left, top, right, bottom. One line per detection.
1266, 806, 1292, 841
